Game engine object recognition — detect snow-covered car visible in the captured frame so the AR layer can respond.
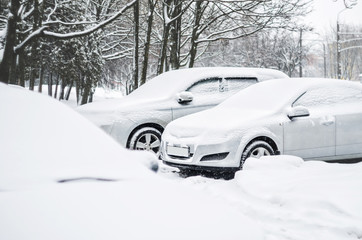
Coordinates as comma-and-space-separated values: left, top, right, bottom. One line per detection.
77, 67, 288, 155
0, 83, 262, 240
161, 78, 362, 172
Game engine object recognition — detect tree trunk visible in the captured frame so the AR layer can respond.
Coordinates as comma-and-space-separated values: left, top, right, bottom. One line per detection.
75, 75, 81, 105
140, 0, 156, 85
18, 50, 25, 87
48, 73, 53, 96
9, 51, 17, 84
38, 64, 44, 93
188, 1, 202, 68
169, 0, 182, 70
54, 75, 59, 99
65, 80, 73, 100
29, 68, 36, 90
80, 76, 91, 105
29, 0, 41, 91
157, 25, 170, 74
132, 0, 139, 90
88, 91, 94, 103
59, 79, 66, 100
0, 0, 20, 84
157, 0, 172, 75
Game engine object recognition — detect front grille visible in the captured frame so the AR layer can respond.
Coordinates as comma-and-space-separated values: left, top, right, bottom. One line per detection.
200, 152, 229, 162
167, 153, 193, 160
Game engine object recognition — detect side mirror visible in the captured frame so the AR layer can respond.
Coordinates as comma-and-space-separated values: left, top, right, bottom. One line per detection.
176, 91, 193, 104
287, 106, 310, 120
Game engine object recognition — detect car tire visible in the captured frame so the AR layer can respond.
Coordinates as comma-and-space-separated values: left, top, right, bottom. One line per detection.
129, 127, 162, 155
240, 140, 274, 168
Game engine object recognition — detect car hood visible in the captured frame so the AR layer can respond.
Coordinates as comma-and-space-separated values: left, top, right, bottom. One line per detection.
77, 95, 169, 126
164, 106, 277, 141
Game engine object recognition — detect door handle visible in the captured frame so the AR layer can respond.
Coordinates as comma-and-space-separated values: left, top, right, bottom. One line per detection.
321, 120, 334, 126
320, 115, 335, 126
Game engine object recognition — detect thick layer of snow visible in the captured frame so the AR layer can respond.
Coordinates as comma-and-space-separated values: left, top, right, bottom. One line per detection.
2, 82, 362, 240
169, 156, 362, 240
0, 84, 151, 190
0, 83, 261, 240
129, 67, 288, 100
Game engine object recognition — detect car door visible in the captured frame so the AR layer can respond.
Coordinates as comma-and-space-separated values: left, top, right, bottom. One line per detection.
171, 77, 257, 120
334, 87, 362, 156
283, 87, 337, 159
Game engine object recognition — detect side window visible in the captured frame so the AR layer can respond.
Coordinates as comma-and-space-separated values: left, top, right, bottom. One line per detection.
225, 77, 258, 95
187, 78, 222, 95
293, 86, 362, 108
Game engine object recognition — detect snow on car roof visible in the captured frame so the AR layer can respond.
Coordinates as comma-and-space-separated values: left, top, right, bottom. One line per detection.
219, 77, 362, 111
129, 67, 289, 100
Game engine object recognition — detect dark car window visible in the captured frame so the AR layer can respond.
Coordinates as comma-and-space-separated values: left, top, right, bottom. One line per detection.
187, 78, 222, 95
293, 86, 362, 107
187, 77, 257, 96
225, 77, 258, 95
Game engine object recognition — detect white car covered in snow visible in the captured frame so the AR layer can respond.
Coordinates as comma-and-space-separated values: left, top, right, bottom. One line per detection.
161, 78, 362, 172
77, 67, 288, 155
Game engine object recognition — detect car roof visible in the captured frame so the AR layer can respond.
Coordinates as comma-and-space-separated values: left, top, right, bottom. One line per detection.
130, 67, 289, 99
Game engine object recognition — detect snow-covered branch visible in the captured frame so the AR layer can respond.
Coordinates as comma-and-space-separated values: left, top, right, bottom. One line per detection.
43, 0, 136, 39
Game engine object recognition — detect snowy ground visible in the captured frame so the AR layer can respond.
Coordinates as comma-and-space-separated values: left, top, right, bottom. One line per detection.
31, 84, 124, 108
1, 84, 362, 240
158, 158, 362, 240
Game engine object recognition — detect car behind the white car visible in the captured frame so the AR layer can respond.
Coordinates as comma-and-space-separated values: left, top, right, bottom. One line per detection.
78, 67, 288, 155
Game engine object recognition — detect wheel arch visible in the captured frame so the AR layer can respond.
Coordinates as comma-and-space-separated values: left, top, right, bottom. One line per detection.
242, 136, 279, 155
126, 123, 165, 148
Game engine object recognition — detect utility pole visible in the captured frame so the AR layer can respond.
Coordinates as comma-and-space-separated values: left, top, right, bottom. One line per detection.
336, 20, 341, 79
336, 4, 357, 79
323, 43, 327, 78
299, 28, 303, 77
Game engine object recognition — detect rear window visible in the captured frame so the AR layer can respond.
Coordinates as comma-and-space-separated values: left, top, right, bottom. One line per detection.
225, 77, 257, 94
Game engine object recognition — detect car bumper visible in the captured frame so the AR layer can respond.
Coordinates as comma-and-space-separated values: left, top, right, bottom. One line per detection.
160, 138, 241, 169
163, 161, 239, 172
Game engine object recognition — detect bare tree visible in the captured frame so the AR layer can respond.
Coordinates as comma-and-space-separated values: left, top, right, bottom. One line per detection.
0, 0, 136, 84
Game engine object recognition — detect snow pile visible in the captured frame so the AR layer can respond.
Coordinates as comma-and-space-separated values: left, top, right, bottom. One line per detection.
0, 83, 262, 240
238, 156, 362, 239
243, 155, 304, 170
180, 156, 362, 240
0, 83, 153, 190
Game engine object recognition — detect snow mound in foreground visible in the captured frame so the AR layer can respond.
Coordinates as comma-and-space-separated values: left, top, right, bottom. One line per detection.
243, 155, 304, 171
233, 156, 362, 240
0, 83, 155, 190
0, 83, 263, 240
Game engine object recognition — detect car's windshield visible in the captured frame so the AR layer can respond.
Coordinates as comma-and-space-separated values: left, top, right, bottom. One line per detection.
218, 79, 302, 111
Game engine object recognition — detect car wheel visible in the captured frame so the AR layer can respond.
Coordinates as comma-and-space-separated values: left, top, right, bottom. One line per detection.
129, 127, 162, 155
240, 140, 274, 168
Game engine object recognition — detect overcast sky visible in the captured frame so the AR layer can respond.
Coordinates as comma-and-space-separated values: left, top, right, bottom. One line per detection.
307, 0, 362, 32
